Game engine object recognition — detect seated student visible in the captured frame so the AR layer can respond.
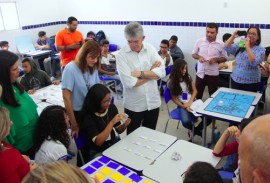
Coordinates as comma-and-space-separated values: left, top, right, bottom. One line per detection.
85, 31, 96, 42
0, 40, 9, 50
260, 48, 270, 114
158, 39, 173, 95
34, 105, 70, 164
34, 31, 51, 73
168, 35, 184, 61
20, 57, 60, 94
183, 161, 223, 183
213, 118, 252, 183
98, 39, 123, 93
168, 59, 203, 141
0, 106, 37, 183
80, 84, 130, 161
22, 161, 100, 183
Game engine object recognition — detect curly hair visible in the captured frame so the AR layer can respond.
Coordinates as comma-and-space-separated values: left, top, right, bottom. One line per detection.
34, 105, 70, 152
169, 59, 192, 97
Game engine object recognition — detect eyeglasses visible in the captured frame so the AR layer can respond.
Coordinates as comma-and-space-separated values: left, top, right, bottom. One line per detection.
247, 32, 257, 36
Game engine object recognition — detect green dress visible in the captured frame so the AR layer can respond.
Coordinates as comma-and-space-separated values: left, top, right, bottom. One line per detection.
0, 85, 38, 153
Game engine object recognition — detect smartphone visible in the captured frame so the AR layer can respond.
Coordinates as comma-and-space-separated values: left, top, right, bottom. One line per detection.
237, 30, 247, 36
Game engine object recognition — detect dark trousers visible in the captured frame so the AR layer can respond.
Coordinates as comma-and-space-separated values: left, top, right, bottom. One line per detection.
51, 58, 60, 77
125, 107, 160, 135
195, 75, 219, 99
231, 79, 259, 92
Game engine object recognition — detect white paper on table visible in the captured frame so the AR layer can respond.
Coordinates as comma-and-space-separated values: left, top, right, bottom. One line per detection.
190, 99, 203, 117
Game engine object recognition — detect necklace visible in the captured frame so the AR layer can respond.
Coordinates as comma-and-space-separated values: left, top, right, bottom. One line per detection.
82, 71, 91, 90
95, 109, 109, 126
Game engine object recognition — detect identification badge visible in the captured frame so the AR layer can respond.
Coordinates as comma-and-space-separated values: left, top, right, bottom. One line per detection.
182, 92, 188, 100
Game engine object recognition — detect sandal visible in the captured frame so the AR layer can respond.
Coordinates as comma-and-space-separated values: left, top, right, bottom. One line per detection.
187, 130, 193, 142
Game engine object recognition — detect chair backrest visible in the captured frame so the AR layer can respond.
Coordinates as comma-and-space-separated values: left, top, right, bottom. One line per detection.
164, 87, 172, 104
165, 65, 173, 76
109, 44, 118, 52
74, 131, 89, 150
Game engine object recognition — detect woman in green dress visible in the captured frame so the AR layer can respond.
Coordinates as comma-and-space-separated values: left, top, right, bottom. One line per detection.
0, 51, 38, 156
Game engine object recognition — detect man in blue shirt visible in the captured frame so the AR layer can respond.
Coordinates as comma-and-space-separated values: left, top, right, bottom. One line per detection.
169, 35, 184, 61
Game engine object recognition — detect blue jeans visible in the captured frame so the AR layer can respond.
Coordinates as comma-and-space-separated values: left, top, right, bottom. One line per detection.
51, 58, 60, 77
177, 106, 203, 136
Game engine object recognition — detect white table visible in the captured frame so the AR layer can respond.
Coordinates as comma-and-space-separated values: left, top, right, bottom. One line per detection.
103, 127, 177, 171
197, 87, 261, 146
143, 140, 221, 183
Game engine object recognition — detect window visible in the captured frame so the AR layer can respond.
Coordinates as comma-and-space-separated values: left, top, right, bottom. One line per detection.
0, 2, 20, 31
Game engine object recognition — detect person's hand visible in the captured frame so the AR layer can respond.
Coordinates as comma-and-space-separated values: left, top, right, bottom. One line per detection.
69, 43, 81, 50
71, 123, 79, 138
226, 126, 240, 138
28, 89, 36, 94
151, 61, 161, 70
244, 38, 251, 48
233, 30, 240, 38
112, 114, 126, 124
52, 80, 60, 85
198, 56, 206, 63
209, 58, 218, 65
123, 118, 131, 127
186, 106, 192, 112
22, 155, 30, 162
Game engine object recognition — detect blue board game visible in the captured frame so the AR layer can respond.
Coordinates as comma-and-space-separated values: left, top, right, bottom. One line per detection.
82, 156, 156, 183
204, 91, 255, 118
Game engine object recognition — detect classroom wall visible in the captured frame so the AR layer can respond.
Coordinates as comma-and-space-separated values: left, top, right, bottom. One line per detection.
1, 0, 270, 76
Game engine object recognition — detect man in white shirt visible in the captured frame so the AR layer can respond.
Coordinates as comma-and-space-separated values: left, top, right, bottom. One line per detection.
116, 22, 165, 134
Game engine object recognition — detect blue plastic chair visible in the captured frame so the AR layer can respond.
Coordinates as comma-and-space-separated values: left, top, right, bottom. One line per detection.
163, 87, 195, 141
100, 75, 120, 99
74, 131, 89, 165
159, 65, 173, 90
218, 170, 235, 179
109, 44, 118, 52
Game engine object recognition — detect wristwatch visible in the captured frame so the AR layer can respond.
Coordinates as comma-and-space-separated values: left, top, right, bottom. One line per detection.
139, 71, 145, 79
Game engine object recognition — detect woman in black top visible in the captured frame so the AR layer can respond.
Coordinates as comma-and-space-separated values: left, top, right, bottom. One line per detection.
80, 84, 130, 161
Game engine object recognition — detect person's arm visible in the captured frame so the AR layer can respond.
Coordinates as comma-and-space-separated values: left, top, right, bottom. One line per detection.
115, 118, 131, 134
184, 81, 197, 111
34, 42, 46, 50
225, 31, 239, 47
56, 43, 81, 52
218, 63, 228, 70
19, 77, 30, 91
62, 89, 78, 137
98, 59, 116, 75
213, 126, 239, 155
95, 114, 126, 146
192, 53, 206, 63
208, 57, 227, 65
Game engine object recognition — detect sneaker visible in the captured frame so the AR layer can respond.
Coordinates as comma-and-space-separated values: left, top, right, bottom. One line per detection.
51, 76, 57, 82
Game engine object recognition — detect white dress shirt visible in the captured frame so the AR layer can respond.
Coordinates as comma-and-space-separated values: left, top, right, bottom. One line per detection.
116, 42, 165, 112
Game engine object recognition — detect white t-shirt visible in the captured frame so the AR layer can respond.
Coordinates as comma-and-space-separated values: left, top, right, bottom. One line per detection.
177, 80, 192, 103
161, 56, 173, 82
35, 139, 67, 164
101, 54, 114, 65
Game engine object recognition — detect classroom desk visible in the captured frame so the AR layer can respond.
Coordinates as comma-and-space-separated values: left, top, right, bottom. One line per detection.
103, 127, 177, 172
197, 87, 261, 146
81, 156, 157, 183
29, 84, 64, 114
143, 140, 221, 183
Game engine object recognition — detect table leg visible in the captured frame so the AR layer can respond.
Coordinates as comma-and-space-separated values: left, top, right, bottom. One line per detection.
202, 116, 207, 147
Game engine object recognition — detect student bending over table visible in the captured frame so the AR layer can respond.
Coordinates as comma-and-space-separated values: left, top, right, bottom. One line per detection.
20, 57, 60, 94
79, 84, 130, 161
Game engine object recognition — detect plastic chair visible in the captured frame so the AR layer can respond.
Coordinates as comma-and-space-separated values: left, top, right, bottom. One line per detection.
159, 65, 172, 90
163, 87, 195, 141
100, 75, 120, 99
109, 44, 118, 52
74, 131, 89, 165
218, 170, 235, 179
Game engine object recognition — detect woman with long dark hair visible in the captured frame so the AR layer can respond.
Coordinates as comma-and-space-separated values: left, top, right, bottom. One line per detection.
225, 26, 265, 92
80, 84, 130, 161
0, 50, 38, 156
168, 59, 203, 140
34, 105, 70, 164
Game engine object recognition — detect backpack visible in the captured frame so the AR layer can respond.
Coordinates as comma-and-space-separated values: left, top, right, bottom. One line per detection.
95, 30, 106, 45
